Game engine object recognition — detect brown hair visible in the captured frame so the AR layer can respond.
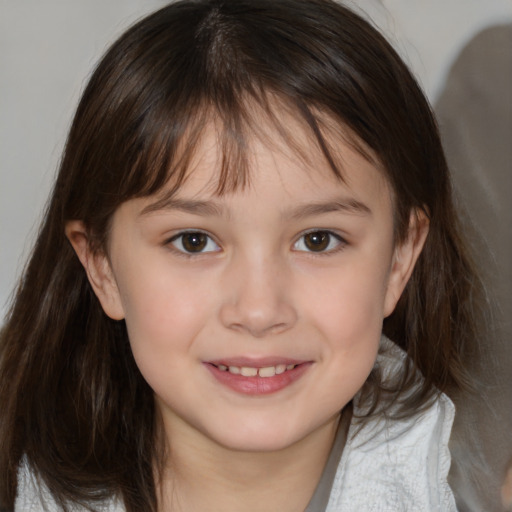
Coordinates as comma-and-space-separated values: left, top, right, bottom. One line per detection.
0, 0, 482, 510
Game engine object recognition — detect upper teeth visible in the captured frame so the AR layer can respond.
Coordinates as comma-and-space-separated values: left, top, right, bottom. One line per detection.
217, 363, 296, 377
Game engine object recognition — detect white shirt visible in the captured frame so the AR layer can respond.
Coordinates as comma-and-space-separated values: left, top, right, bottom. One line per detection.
325, 392, 456, 511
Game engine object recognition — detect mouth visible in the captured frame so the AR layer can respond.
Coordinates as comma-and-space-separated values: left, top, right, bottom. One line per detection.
211, 362, 299, 378
204, 359, 312, 395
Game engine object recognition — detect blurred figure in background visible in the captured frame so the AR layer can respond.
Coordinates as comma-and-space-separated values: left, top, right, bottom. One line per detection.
435, 23, 512, 512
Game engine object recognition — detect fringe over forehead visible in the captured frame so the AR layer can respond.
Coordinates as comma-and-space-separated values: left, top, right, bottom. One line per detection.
60, 0, 447, 246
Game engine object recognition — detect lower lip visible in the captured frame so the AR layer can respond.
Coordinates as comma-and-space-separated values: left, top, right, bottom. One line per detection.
204, 363, 312, 395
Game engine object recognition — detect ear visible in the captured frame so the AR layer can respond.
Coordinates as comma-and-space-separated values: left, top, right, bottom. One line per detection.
383, 209, 429, 317
65, 220, 125, 320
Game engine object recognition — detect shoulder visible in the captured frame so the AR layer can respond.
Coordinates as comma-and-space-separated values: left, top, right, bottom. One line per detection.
15, 459, 57, 512
14, 458, 124, 512
326, 339, 458, 512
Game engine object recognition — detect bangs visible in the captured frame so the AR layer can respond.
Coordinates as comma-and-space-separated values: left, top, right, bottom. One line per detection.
119, 88, 380, 207
63, 0, 412, 244
76, 0, 385, 210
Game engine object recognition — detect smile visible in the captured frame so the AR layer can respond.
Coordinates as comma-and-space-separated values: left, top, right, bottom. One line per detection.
205, 360, 311, 395
214, 363, 297, 378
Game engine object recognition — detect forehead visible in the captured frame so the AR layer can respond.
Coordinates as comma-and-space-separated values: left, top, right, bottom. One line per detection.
147, 101, 390, 210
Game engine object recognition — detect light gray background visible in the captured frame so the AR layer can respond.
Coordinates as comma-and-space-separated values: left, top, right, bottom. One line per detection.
1, 0, 511, 314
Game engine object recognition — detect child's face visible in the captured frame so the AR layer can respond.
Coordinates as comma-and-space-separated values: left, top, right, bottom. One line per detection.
85, 116, 420, 453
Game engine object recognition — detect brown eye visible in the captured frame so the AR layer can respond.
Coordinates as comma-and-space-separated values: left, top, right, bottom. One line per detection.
182, 233, 207, 252
170, 232, 220, 254
304, 231, 330, 251
293, 231, 344, 253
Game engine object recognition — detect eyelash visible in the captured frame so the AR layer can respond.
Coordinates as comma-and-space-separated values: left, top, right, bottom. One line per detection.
167, 231, 221, 256
166, 229, 347, 256
293, 230, 347, 255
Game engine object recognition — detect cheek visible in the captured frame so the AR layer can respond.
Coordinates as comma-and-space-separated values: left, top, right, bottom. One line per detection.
302, 255, 391, 340
115, 265, 215, 371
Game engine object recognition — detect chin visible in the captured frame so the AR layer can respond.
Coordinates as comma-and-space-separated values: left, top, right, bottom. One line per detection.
205, 416, 319, 454
216, 434, 298, 453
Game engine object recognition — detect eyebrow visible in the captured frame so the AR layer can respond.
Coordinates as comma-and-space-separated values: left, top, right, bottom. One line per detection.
140, 198, 226, 217
140, 196, 371, 219
286, 198, 372, 220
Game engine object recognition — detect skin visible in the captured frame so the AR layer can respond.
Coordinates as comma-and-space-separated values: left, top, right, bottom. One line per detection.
67, 115, 428, 511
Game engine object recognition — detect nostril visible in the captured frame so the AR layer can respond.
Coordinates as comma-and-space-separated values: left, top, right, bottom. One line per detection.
220, 305, 297, 338
218, 270, 298, 336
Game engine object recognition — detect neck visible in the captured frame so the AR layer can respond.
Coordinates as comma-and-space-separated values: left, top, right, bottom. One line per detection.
157, 414, 341, 512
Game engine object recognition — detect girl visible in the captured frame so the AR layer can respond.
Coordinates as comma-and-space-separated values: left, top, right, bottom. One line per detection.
0, 0, 482, 510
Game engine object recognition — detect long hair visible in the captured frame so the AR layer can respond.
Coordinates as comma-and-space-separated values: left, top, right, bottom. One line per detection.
0, 0, 483, 510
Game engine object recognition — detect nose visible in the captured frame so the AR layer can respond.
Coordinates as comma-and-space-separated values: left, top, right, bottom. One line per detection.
219, 253, 298, 338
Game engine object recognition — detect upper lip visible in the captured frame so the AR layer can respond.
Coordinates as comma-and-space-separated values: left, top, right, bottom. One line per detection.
206, 357, 309, 368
